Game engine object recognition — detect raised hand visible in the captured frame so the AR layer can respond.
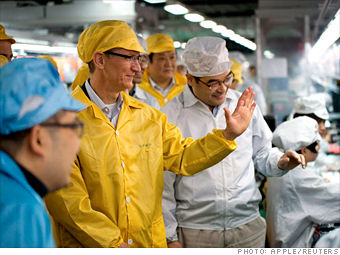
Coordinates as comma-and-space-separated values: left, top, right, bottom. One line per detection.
278, 150, 306, 170
223, 87, 256, 140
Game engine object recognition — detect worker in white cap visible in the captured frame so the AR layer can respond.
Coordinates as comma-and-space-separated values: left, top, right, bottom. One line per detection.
138, 33, 187, 107
162, 36, 306, 248
0, 24, 15, 62
229, 51, 267, 115
128, 34, 160, 109
44, 21, 256, 248
266, 116, 340, 248
292, 93, 332, 175
0, 58, 85, 247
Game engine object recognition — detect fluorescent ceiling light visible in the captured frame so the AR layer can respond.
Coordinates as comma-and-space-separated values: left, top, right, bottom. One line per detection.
221, 29, 235, 38
309, 9, 340, 60
212, 25, 227, 34
181, 42, 187, 49
174, 41, 181, 48
184, 13, 204, 23
12, 43, 78, 55
164, 4, 188, 15
15, 38, 49, 46
200, 20, 216, 29
144, 0, 166, 4
264, 50, 275, 59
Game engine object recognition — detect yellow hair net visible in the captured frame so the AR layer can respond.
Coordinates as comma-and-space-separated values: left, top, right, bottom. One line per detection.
230, 58, 243, 84
0, 55, 8, 67
77, 20, 145, 63
38, 55, 58, 69
146, 33, 175, 54
71, 64, 89, 90
0, 25, 16, 44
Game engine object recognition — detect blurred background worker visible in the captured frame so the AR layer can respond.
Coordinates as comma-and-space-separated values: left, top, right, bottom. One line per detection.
0, 58, 85, 247
162, 36, 306, 248
44, 20, 255, 248
228, 54, 267, 115
128, 34, 159, 109
291, 93, 337, 178
138, 33, 186, 107
0, 24, 15, 62
266, 116, 340, 248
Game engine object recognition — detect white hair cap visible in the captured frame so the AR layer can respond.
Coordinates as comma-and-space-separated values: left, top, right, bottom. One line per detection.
272, 116, 321, 151
294, 93, 329, 120
183, 36, 233, 77
229, 51, 246, 64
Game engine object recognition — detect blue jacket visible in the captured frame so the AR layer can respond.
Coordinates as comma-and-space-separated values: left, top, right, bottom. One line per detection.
0, 151, 55, 247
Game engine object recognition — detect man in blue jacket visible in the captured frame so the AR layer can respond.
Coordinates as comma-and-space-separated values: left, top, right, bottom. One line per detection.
0, 58, 85, 247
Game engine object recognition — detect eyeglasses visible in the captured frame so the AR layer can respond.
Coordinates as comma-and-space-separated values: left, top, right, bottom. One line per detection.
306, 141, 319, 153
195, 72, 234, 89
40, 121, 84, 138
104, 51, 144, 64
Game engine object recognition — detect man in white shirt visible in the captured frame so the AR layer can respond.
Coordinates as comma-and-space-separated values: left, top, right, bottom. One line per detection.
162, 36, 306, 248
266, 116, 340, 247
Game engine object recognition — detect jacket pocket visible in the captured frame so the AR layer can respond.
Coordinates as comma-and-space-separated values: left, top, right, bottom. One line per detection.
151, 217, 167, 248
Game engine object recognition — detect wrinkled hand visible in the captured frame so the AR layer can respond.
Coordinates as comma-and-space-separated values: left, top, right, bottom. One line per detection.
223, 87, 256, 140
278, 150, 306, 170
119, 242, 128, 248
167, 241, 183, 248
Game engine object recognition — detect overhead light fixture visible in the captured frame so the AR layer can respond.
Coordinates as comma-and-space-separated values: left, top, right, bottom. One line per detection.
212, 25, 228, 34
12, 43, 78, 55
200, 20, 216, 29
221, 29, 235, 38
143, 0, 166, 4
174, 41, 181, 48
164, 4, 188, 15
264, 50, 275, 59
181, 42, 187, 49
309, 9, 340, 61
184, 13, 204, 23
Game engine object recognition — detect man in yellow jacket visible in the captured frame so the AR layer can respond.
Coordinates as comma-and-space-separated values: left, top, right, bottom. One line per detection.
44, 20, 256, 248
138, 33, 186, 107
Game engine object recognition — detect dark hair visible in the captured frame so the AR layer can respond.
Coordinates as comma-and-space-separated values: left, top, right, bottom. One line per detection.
0, 111, 67, 156
296, 141, 318, 154
148, 53, 154, 63
293, 113, 324, 124
88, 60, 95, 73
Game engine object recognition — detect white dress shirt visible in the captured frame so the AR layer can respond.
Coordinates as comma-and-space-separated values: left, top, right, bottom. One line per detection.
161, 85, 285, 242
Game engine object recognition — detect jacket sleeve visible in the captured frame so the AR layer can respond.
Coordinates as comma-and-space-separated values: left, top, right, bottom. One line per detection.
162, 171, 179, 242
251, 107, 287, 177
161, 114, 237, 176
44, 158, 124, 248
294, 171, 340, 224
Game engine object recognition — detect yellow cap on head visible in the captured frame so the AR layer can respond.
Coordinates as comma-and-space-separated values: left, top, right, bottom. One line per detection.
77, 20, 145, 64
146, 33, 175, 54
0, 55, 8, 67
230, 58, 243, 84
38, 55, 58, 69
0, 25, 16, 44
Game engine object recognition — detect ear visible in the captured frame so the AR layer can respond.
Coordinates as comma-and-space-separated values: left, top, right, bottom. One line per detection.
28, 126, 48, 157
186, 74, 194, 87
93, 52, 105, 70
300, 146, 307, 155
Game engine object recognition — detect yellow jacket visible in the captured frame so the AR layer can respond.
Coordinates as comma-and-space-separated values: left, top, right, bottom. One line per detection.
45, 86, 236, 248
138, 68, 186, 107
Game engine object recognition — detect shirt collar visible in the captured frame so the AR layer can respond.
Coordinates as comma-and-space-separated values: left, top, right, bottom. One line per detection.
182, 84, 228, 117
85, 80, 123, 111
149, 76, 175, 92
19, 164, 48, 198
